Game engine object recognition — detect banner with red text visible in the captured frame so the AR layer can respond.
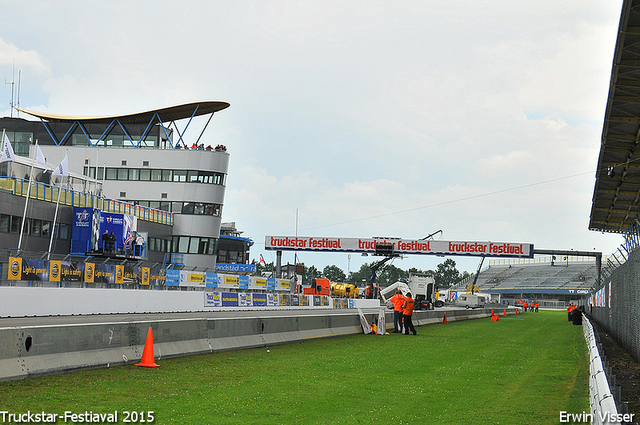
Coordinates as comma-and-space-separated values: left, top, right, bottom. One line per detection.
265, 236, 533, 258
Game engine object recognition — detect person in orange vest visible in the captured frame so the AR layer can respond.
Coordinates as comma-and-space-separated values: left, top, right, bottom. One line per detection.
402, 292, 417, 335
535, 302, 539, 312
567, 303, 575, 321
389, 290, 406, 333
523, 301, 528, 312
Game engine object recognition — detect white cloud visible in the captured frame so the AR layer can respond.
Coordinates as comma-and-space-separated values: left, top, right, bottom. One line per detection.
0, 38, 50, 75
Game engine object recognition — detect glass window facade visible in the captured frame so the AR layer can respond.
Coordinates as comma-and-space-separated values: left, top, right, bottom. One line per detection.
123, 200, 220, 215
148, 237, 171, 253
0, 214, 67, 240
171, 236, 217, 255
83, 167, 224, 186
6, 131, 34, 156
216, 238, 248, 263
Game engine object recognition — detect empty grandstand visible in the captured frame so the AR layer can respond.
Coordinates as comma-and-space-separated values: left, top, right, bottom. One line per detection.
452, 254, 602, 307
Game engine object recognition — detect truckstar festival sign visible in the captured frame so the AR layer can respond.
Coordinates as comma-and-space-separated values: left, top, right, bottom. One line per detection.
265, 236, 534, 258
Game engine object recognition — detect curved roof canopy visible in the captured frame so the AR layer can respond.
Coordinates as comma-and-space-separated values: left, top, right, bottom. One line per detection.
17, 101, 230, 125
590, 0, 640, 233
15, 101, 230, 148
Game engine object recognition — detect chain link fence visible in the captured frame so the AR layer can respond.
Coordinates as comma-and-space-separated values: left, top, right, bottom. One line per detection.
587, 247, 640, 363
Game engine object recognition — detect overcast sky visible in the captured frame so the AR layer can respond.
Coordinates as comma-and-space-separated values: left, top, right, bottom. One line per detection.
0, 1, 626, 275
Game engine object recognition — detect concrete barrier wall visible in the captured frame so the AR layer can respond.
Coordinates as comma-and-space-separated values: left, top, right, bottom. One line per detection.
0, 286, 207, 317
0, 306, 505, 381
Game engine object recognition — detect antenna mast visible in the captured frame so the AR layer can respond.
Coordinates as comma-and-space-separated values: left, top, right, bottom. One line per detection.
16, 70, 20, 118
4, 63, 20, 118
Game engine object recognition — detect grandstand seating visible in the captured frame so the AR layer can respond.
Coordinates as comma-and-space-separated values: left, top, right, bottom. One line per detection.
474, 262, 598, 292
453, 260, 599, 293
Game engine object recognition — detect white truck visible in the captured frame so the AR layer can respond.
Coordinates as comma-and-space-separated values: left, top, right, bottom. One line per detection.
379, 273, 437, 310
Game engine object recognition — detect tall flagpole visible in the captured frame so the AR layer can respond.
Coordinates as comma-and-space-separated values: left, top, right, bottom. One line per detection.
17, 141, 37, 252
47, 185, 62, 260
48, 152, 68, 259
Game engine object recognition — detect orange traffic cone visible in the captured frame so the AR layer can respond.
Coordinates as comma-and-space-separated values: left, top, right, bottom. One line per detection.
136, 327, 160, 368
442, 312, 448, 324
515, 308, 518, 315
491, 315, 499, 321
491, 309, 494, 316
503, 309, 507, 317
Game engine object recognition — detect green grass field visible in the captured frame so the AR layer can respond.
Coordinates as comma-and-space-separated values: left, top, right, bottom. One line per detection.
0, 310, 588, 424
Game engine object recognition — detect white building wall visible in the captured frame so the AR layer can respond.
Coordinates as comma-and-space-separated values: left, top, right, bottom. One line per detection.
40, 145, 230, 269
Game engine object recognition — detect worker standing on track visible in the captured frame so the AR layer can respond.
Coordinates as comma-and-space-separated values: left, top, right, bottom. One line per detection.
389, 290, 406, 333
523, 301, 528, 312
402, 292, 417, 335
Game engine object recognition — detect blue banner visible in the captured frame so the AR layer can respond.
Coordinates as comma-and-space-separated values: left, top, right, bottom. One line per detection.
222, 292, 239, 307
205, 272, 219, 288
253, 293, 267, 307
267, 277, 276, 290
100, 212, 135, 252
239, 275, 249, 290
71, 207, 95, 254
166, 269, 180, 286
215, 263, 257, 273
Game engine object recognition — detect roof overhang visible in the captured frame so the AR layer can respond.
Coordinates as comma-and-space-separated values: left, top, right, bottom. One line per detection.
16, 101, 229, 125
14, 101, 230, 148
590, 0, 640, 233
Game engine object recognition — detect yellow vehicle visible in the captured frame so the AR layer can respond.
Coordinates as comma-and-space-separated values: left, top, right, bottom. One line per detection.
330, 282, 359, 298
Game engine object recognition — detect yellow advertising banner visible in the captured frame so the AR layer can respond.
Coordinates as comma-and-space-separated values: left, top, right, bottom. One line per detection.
224, 275, 238, 286
188, 273, 204, 283
115, 265, 124, 284
254, 278, 267, 287
49, 260, 61, 282
8, 257, 21, 280
84, 262, 95, 283
141, 267, 150, 285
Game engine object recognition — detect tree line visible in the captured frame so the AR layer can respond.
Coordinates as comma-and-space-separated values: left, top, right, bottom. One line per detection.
255, 258, 472, 289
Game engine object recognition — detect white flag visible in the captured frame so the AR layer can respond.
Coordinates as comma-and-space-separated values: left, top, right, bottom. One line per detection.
35, 143, 47, 167
52, 155, 69, 177
0, 133, 16, 163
